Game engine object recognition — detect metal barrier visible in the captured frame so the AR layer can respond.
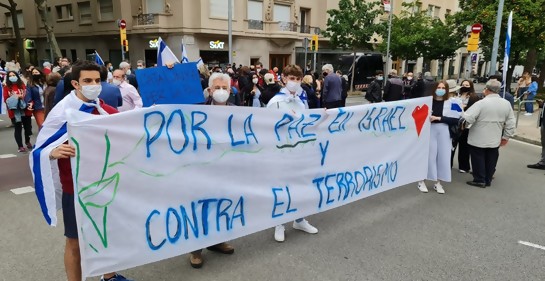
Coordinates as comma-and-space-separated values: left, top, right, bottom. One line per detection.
514, 99, 539, 128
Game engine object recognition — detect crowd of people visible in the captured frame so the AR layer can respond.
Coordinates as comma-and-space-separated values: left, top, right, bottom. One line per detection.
1, 57, 143, 154
5, 55, 540, 281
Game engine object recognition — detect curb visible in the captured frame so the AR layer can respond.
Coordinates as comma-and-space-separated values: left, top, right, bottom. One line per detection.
512, 135, 541, 146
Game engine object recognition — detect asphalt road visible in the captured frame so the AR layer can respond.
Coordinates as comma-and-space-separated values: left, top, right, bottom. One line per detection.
1, 96, 544, 281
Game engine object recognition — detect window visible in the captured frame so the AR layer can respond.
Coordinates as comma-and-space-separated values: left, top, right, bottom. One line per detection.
445, 9, 451, 16
6, 11, 24, 28
300, 8, 310, 33
56, 4, 73, 20
247, 0, 263, 21
147, 0, 164, 14
209, 0, 234, 19
78, 2, 92, 23
273, 4, 290, 22
434, 6, 441, 18
426, 5, 433, 17
99, 0, 114, 20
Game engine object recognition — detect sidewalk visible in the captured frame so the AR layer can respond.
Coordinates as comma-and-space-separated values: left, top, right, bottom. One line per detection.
512, 111, 542, 145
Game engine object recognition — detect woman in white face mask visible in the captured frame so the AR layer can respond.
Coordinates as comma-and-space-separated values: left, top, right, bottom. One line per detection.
250, 74, 263, 107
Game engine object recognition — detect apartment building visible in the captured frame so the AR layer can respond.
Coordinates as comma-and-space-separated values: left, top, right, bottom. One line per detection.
0, 0, 339, 70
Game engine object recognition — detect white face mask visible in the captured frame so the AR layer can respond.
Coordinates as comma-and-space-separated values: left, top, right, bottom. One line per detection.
252, 78, 258, 84
212, 89, 229, 103
126, 69, 132, 76
112, 79, 122, 86
80, 85, 102, 100
285, 80, 301, 94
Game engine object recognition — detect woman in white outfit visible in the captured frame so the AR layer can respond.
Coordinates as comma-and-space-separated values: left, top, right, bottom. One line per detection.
417, 81, 462, 194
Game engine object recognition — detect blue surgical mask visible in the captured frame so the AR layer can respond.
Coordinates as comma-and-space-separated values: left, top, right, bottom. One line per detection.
8, 76, 18, 83
377, 76, 383, 81
436, 89, 446, 97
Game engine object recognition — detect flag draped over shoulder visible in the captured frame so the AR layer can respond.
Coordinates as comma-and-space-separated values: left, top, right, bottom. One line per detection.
29, 92, 109, 226
157, 37, 180, 66
502, 11, 513, 98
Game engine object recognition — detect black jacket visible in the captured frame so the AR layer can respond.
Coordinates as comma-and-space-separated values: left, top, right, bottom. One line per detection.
365, 79, 383, 103
302, 83, 319, 108
383, 77, 404, 102
260, 83, 282, 105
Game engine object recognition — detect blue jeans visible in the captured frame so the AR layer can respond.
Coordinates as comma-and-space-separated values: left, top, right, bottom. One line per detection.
525, 94, 535, 113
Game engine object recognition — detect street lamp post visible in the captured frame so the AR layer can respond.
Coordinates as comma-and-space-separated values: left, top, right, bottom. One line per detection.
488, 0, 505, 75
385, 0, 394, 86
228, 0, 233, 65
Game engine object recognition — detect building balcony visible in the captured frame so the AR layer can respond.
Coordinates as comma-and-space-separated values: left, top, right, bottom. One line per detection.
132, 13, 174, 30
0, 27, 13, 39
247, 19, 264, 30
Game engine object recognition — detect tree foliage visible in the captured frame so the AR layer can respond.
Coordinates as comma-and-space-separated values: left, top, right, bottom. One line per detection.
452, 0, 545, 65
0, 0, 24, 63
323, 0, 387, 51
380, 3, 462, 65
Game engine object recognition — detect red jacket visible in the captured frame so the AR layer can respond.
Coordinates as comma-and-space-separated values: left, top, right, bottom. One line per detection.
59, 100, 119, 194
3, 84, 32, 119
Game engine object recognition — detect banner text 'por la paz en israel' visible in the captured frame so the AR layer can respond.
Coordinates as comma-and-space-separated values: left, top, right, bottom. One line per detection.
65, 97, 432, 278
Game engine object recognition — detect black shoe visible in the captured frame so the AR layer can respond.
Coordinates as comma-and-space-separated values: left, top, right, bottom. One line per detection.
527, 163, 545, 170
466, 181, 486, 188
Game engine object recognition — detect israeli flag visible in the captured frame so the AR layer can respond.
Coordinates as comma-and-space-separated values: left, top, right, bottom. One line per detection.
157, 37, 180, 66
181, 41, 190, 63
30, 92, 109, 226
94, 50, 104, 66
502, 11, 513, 98
196, 57, 204, 68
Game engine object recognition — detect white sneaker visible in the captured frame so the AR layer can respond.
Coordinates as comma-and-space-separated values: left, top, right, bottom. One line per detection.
417, 181, 428, 193
274, 225, 285, 242
524, 113, 532, 116
459, 169, 468, 173
434, 182, 445, 194
293, 219, 318, 234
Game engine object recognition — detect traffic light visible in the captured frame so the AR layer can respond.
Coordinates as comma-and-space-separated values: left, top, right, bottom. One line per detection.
310, 35, 319, 51
122, 39, 129, 52
467, 32, 480, 52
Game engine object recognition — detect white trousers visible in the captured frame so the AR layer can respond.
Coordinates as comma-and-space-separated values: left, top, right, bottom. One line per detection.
427, 123, 452, 182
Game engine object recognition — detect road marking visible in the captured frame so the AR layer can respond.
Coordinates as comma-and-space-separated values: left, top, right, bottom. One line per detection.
511, 139, 541, 148
0, 154, 17, 159
10, 186, 35, 195
518, 240, 545, 251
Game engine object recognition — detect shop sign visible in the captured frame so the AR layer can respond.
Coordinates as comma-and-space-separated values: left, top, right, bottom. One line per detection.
210, 40, 225, 49
149, 39, 159, 49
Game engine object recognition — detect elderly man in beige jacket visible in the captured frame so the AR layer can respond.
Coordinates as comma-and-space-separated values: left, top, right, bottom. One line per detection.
462, 79, 516, 188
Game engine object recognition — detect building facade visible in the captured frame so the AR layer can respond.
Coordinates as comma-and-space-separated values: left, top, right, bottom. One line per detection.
0, 0, 340, 71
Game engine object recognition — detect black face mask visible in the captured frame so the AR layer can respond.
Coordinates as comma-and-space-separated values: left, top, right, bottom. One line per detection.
323, 72, 328, 77
460, 86, 471, 93
32, 74, 42, 81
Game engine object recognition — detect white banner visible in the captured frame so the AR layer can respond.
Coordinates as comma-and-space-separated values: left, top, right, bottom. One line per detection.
67, 97, 432, 278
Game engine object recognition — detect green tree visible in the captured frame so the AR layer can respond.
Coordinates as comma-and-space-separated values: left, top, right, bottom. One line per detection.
380, 3, 462, 78
323, 0, 387, 91
453, 0, 545, 81
35, 0, 62, 60
0, 0, 24, 63
422, 17, 463, 78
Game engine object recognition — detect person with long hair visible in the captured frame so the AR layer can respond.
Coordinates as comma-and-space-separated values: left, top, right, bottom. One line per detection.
417, 81, 462, 194
26, 68, 47, 128
2, 71, 33, 152
457, 79, 481, 173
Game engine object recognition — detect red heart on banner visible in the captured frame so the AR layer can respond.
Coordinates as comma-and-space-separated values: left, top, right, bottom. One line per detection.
412, 104, 429, 137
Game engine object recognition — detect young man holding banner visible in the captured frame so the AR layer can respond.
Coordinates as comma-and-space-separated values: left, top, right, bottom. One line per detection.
30, 61, 133, 281
267, 65, 319, 242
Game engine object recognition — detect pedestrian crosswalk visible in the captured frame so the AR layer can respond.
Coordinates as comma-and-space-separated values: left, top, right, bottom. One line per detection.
0, 154, 18, 159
